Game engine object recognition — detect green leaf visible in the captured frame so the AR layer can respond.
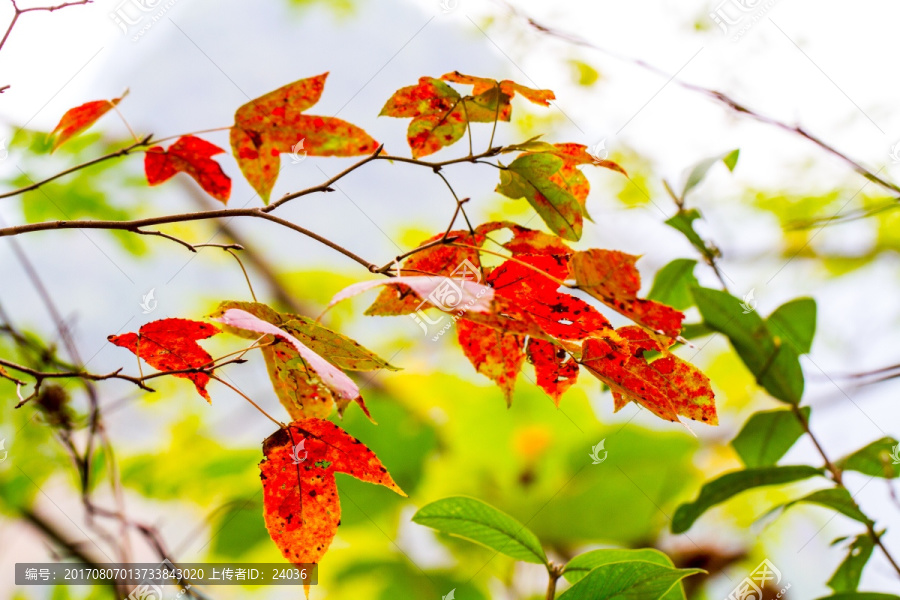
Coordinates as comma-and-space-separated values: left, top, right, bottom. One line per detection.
665, 209, 708, 257
496, 153, 582, 241
671, 465, 824, 534
767, 298, 817, 354
682, 149, 739, 198
648, 259, 699, 311
564, 548, 673, 583
564, 549, 687, 600
210, 500, 268, 559
815, 594, 900, 600
732, 407, 809, 468
764, 488, 872, 526
692, 287, 807, 404
557, 560, 702, 600
837, 437, 900, 479
412, 496, 548, 565
680, 322, 714, 339
723, 149, 740, 171
828, 534, 875, 593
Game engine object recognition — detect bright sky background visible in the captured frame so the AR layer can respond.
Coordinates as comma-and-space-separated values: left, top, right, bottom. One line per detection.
2, 0, 900, 596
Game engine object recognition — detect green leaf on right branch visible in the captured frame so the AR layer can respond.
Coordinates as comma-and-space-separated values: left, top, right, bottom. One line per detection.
692, 288, 815, 404
672, 465, 825, 533
732, 407, 810, 468
412, 496, 548, 565
828, 534, 875, 593
837, 437, 900, 479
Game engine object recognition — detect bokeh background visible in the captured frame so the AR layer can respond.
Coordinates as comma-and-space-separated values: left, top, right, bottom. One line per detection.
2, 0, 900, 598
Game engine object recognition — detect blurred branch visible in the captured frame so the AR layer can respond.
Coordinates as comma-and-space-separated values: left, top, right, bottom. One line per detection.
1, 355, 248, 407
0, 0, 92, 53
500, 2, 900, 197
791, 404, 900, 578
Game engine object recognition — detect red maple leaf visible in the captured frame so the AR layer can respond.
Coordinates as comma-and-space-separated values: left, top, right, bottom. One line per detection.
527, 338, 579, 405
260, 419, 405, 570
581, 326, 717, 425
231, 73, 379, 202
570, 249, 684, 338
488, 254, 612, 340
107, 318, 220, 402
144, 135, 232, 203
49, 92, 127, 152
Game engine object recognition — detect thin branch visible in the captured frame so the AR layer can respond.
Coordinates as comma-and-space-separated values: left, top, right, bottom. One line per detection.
791, 404, 900, 578
504, 2, 900, 197
211, 374, 284, 428
0, 135, 153, 200
1, 0, 92, 53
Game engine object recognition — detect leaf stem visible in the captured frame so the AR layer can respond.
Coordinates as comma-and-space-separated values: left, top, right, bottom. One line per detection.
791, 404, 900, 578
545, 562, 563, 600
212, 375, 285, 428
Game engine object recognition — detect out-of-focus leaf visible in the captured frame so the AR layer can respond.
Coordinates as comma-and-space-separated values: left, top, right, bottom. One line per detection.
837, 437, 900, 479
732, 407, 809, 468
665, 209, 708, 257
672, 465, 825, 533
827, 534, 875, 593
767, 298, 817, 354
815, 594, 900, 600
763, 488, 872, 525
693, 288, 811, 404
681, 149, 739, 198
648, 259, 699, 311
210, 500, 268, 559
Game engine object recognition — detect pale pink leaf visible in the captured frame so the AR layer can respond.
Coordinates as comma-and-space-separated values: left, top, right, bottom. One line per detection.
327, 275, 494, 314
213, 308, 360, 403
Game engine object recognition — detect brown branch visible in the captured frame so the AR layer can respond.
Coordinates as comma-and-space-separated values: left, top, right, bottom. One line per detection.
0, 135, 153, 200
791, 404, 900, 579
1, 0, 92, 53
503, 2, 900, 197
1, 355, 248, 407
